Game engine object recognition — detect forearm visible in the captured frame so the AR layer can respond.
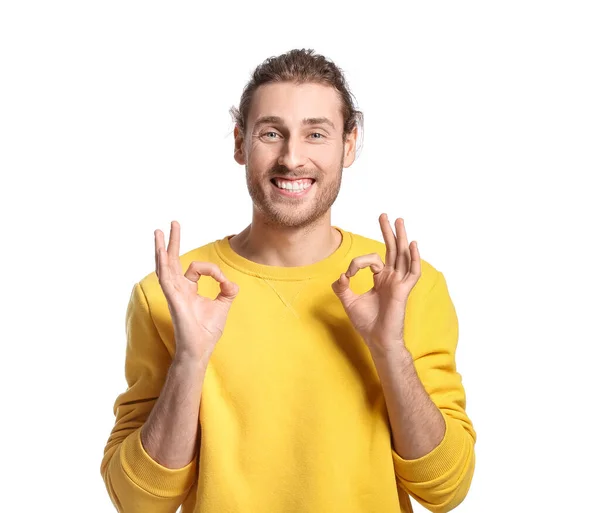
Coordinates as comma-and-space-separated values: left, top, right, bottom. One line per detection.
140, 356, 207, 469
371, 343, 445, 460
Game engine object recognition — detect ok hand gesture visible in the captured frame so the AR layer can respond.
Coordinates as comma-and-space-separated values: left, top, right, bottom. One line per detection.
155, 221, 239, 362
332, 214, 421, 354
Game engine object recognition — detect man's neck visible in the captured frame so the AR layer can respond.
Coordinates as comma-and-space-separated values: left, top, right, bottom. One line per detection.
228, 214, 342, 268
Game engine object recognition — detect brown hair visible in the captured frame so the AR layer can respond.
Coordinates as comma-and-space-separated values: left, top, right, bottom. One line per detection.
230, 48, 364, 154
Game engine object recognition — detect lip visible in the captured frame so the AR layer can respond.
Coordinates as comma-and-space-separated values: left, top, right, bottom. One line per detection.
271, 176, 315, 181
270, 178, 314, 198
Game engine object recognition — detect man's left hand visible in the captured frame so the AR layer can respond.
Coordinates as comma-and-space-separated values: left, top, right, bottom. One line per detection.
332, 213, 421, 354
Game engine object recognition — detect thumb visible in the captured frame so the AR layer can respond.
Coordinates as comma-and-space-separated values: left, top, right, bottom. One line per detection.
331, 272, 357, 305
215, 280, 239, 304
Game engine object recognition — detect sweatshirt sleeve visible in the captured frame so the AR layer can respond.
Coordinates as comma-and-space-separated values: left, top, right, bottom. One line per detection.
100, 281, 198, 513
391, 271, 476, 513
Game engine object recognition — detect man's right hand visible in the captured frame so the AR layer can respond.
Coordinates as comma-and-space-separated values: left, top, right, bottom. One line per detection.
154, 220, 239, 362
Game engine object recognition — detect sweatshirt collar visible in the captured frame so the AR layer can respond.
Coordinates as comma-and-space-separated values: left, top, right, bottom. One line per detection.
215, 226, 353, 281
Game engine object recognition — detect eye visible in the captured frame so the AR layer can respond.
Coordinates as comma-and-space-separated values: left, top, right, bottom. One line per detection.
310, 133, 325, 139
262, 131, 279, 139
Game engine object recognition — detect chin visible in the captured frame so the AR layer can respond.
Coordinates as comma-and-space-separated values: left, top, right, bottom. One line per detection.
263, 203, 332, 229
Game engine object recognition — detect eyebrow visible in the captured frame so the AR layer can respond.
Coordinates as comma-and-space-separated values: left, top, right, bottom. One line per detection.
253, 115, 336, 130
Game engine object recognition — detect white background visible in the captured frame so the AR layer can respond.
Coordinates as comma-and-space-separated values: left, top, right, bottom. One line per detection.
1, 1, 599, 511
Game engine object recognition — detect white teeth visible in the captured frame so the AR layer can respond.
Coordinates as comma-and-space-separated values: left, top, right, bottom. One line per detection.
274, 179, 312, 191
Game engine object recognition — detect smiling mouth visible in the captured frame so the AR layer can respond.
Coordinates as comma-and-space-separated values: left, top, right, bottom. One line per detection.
270, 177, 315, 189
270, 177, 315, 196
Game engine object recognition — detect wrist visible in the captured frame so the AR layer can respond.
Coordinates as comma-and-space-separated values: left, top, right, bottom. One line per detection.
172, 352, 210, 371
369, 340, 412, 367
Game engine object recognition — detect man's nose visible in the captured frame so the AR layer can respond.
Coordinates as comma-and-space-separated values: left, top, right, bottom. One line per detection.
277, 136, 309, 170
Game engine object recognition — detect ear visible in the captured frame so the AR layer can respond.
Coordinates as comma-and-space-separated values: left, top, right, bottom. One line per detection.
343, 125, 358, 168
233, 125, 246, 165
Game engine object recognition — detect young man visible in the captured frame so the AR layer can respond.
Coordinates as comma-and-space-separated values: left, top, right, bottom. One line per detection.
100, 48, 476, 513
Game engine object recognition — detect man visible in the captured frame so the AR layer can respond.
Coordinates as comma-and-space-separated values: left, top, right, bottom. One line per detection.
100, 48, 476, 513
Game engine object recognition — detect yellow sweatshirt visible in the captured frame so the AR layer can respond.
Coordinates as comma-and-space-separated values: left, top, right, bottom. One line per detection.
100, 227, 476, 513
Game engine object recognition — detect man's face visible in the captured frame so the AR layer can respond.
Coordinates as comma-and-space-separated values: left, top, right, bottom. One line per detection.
234, 82, 357, 229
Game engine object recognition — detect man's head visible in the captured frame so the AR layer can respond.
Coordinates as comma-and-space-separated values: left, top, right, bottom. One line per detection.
230, 49, 363, 229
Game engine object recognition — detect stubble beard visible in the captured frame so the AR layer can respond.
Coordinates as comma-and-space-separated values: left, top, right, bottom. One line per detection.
245, 153, 344, 230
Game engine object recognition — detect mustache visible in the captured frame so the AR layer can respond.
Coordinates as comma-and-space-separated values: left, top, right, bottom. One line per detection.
269, 165, 317, 180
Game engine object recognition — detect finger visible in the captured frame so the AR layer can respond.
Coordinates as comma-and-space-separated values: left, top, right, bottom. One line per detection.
379, 213, 397, 267
394, 218, 410, 273
156, 246, 168, 283
184, 261, 227, 284
167, 221, 181, 259
345, 253, 385, 278
154, 229, 165, 278
409, 241, 421, 282
154, 231, 159, 278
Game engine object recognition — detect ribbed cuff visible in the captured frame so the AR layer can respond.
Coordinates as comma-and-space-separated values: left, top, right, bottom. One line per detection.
391, 413, 465, 483
120, 428, 197, 498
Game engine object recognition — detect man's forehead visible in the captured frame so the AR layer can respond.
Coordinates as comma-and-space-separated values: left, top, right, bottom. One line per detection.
253, 115, 337, 130
248, 82, 343, 128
